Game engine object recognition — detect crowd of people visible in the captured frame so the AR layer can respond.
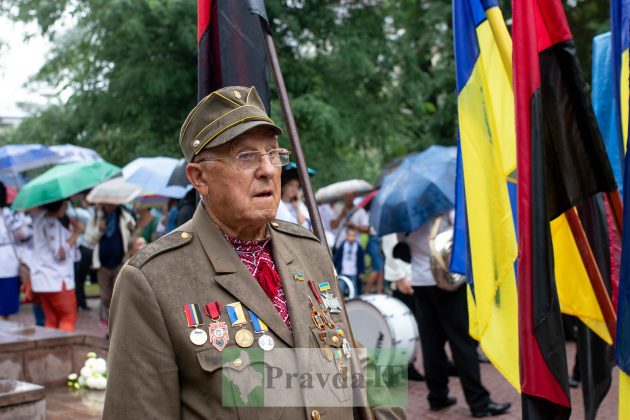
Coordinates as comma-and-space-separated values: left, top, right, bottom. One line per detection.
0, 181, 195, 332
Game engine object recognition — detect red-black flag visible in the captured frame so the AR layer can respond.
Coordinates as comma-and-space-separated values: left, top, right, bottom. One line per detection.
513, 0, 618, 418
197, 0, 271, 109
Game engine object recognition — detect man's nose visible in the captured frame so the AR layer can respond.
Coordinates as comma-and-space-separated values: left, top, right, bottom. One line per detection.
256, 154, 276, 177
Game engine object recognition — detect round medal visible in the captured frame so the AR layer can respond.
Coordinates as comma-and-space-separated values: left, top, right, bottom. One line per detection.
258, 334, 275, 351
190, 328, 208, 346
235, 328, 254, 347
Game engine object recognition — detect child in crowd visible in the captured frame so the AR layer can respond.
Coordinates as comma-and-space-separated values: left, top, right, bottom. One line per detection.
333, 227, 365, 296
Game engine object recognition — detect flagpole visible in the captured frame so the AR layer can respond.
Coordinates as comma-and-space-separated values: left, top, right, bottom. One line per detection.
606, 190, 624, 237
565, 208, 617, 342
255, 15, 375, 420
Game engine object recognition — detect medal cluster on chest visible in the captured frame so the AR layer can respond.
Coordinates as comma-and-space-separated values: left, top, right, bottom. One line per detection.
184, 301, 275, 351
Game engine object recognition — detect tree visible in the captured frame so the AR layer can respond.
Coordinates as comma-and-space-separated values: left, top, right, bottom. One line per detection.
1, 0, 606, 188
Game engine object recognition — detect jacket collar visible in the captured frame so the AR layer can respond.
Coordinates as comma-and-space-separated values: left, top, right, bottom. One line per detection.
191, 204, 294, 347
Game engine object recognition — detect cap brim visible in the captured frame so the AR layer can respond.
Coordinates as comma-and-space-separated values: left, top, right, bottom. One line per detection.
196, 120, 283, 156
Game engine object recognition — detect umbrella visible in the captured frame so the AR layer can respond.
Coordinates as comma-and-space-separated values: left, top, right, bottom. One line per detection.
167, 158, 188, 187
315, 179, 373, 203
49, 144, 103, 164
12, 160, 121, 211
0, 144, 61, 173
369, 145, 457, 236
86, 177, 143, 205
123, 157, 180, 194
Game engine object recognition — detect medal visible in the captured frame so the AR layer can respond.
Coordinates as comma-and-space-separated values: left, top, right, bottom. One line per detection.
184, 304, 207, 346
334, 349, 349, 378
249, 310, 275, 351
204, 301, 229, 351
308, 296, 325, 330
227, 302, 254, 348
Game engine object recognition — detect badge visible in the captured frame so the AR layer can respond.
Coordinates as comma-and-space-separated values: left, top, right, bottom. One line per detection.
249, 310, 275, 351
322, 292, 342, 313
227, 302, 254, 348
204, 302, 229, 351
334, 349, 349, 378
308, 279, 324, 306
308, 296, 325, 330
293, 272, 305, 281
184, 303, 207, 346
318, 282, 331, 292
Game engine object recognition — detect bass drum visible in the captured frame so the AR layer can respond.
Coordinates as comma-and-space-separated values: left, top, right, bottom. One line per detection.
346, 294, 419, 365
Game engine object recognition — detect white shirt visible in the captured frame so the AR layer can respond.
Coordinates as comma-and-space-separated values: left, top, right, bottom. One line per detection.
334, 207, 369, 249
276, 200, 311, 230
382, 233, 411, 282
403, 211, 454, 287
30, 213, 76, 292
0, 207, 27, 278
341, 241, 359, 276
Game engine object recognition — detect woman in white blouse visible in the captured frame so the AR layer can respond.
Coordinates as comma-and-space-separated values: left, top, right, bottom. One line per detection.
31, 199, 83, 331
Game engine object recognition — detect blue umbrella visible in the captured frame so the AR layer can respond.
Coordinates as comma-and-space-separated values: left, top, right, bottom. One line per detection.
369, 145, 457, 236
0, 144, 61, 173
123, 157, 181, 195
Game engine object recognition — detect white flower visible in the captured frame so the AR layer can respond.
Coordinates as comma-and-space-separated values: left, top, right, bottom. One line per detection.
94, 376, 107, 390
78, 376, 86, 386
80, 366, 93, 378
68, 373, 78, 381
87, 352, 97, 359
85, 358, 98, 370
86, 376, 98, 389
91, 358, 107, 375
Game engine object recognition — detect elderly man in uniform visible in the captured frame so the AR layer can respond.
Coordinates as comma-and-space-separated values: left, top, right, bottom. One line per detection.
104, 86, 405, 420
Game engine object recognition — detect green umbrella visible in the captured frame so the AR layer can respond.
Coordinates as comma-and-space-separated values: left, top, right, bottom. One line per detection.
12, 160, 121, 211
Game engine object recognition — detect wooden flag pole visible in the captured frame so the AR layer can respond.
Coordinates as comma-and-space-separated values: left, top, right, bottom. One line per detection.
606, 190, 624, 238
565, 207, 617, 342
256, 16, 375, 420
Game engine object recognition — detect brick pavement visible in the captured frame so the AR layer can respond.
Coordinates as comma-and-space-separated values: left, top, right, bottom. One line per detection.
11, 299, 620, 419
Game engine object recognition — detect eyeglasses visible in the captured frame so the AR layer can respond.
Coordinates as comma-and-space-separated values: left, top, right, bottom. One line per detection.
196, 148, 291, 169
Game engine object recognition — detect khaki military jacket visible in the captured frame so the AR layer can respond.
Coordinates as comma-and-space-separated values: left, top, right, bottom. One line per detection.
103, 205, 405, 420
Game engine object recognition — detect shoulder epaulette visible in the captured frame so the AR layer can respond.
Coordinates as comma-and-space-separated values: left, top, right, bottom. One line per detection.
269, 219, 320, 243
128, 230, 194, 268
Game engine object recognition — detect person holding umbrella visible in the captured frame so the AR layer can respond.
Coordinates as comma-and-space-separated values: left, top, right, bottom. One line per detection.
30, 199, 83, 331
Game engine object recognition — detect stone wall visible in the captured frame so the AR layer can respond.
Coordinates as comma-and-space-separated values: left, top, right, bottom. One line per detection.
0, 321, 108, 387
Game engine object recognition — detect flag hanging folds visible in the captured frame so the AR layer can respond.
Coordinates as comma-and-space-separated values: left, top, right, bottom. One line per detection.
611, 0, 630, 155
513, 0, 619, 417
453, 0, 519, 391
197, 0, 271, 108
592, 33, 624, 193
574, 196, 613, 420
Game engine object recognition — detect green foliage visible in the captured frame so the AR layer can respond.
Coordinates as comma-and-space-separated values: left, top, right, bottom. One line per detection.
0, 0, 609, 188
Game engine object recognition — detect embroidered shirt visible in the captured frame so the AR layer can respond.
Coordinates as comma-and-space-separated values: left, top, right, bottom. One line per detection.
224, 235, 292, 331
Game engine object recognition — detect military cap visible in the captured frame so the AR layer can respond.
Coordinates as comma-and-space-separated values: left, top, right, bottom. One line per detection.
179, 86, 283, 162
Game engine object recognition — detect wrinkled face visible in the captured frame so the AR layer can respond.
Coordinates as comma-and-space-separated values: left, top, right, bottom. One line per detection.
187, 127, 281, 233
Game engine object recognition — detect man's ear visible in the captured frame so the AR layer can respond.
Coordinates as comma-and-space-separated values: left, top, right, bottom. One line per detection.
186, 163, 209, 197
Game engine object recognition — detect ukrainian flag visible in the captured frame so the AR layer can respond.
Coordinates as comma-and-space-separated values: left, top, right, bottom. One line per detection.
453, 0, 520, 391
612, 1, 630, 418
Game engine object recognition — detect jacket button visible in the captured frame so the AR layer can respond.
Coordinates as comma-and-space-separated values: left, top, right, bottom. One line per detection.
181, 232, 190, 239
311, 409, 320, 420
271, 222, 279, 228
233, 358, 242, 368
332, 336, 340, 345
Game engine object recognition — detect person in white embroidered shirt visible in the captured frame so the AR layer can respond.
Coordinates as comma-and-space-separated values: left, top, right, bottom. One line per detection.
31, 199, 84, 331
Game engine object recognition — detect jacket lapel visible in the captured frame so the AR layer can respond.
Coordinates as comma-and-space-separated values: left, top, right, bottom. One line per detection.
191, 205, 294, 347
270, 228, 311, 349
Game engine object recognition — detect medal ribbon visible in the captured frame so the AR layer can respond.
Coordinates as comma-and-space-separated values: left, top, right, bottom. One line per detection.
226, 302, 247, 327
248, 310, 269, 334
184, 304, 203, 328
204, 301, 222, 320
308, 279, 324, 305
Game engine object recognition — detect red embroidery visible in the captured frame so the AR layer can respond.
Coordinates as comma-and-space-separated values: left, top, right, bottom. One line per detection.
224, 235, 292, 331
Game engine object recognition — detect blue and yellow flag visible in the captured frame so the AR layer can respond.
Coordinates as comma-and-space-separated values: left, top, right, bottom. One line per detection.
453, 0, 520, 391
